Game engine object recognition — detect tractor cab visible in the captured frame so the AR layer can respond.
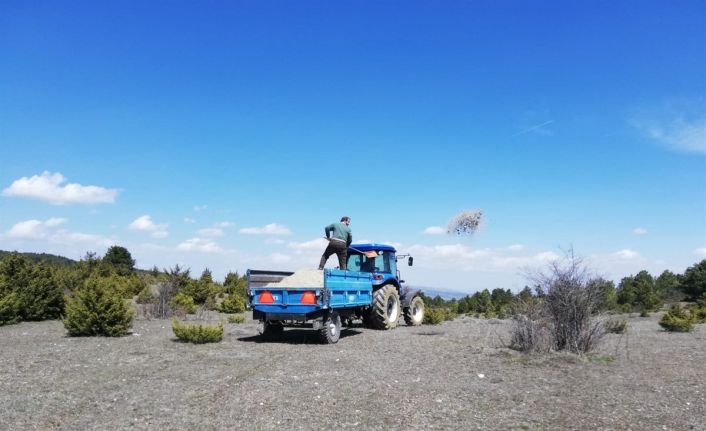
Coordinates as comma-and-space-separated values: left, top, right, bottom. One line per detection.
347, 243, 413, 287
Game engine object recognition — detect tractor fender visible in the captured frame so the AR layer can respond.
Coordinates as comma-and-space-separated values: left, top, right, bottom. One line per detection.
400, 285, 423, 308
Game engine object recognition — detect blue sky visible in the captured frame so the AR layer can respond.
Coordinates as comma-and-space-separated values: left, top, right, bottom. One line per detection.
1, 1, 705, 293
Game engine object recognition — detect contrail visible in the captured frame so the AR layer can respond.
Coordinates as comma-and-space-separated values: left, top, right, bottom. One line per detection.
512, 119, 554, 137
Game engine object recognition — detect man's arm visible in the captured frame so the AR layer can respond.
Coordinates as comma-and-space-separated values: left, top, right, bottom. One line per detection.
324, 224, 334, 238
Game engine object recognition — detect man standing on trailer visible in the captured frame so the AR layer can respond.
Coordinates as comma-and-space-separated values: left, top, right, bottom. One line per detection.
318, 216, 352, 271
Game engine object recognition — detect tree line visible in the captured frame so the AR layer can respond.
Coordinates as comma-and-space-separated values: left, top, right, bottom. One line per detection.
420, 259, 706, 320
1, 245, 705, 332
0, 246, 248, 334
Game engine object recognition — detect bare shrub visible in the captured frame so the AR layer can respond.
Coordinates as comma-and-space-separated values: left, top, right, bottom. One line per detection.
509, 297, 551, 353
512, 250, 606, 354
604, 318, 628, 334
510, 314, 552, 353
140, 265, 188, 319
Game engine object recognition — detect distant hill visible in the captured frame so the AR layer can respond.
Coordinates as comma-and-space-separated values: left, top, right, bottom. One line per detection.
413, 286, 467, 300
0, 250, 155, 275
0, 250, 77, 266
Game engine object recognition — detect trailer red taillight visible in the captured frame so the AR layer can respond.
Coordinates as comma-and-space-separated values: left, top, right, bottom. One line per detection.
301, 291, 316, 305
258, 291, 274, 304
373, 274, 384, 280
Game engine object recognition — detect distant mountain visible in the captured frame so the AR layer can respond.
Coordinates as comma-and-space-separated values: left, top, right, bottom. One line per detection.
411, 286, 467, 300
0, 250, 77, 266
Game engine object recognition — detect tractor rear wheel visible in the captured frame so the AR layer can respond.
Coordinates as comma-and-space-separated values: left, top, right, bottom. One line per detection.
318, 311, 341, 344
404, 296, 425, 326
370, 284, 401, 330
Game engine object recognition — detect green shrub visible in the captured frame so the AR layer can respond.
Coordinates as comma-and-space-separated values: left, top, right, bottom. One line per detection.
63, 277, 134, 337
483, 309, 497, 319
693, 307, 706, 324
170, 292, 197, 314
0, 292, 20, 325
203, 296, 217, 311
639, 309, 650, 318
180, 277, 219, 304
423, 307, 444, 325
218, 294, 245, 314
0, 254, 63, 322
136, 285, 155, 304
442, 308, 456, 321
659, 305, 694, 332
620, 303, 633, 314
685, 303, 706, 324
604, 318, 628, 334
17, 264, 63, 321
172, 318, 224, 343
228, 314, 245, 324
697, 293, 706, 308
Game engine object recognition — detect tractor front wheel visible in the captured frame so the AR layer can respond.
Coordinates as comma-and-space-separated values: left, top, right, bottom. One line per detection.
370, 284, 401, 330
404, 296, 425, 326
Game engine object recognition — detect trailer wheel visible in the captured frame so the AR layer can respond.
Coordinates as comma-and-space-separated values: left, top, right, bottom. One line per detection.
260, 320, 284, 340
318, 311, 341, 344
404, 296, 425, 326
370, 284, 400, 330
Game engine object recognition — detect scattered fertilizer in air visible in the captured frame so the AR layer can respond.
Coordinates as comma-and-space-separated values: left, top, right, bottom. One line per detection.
447, 210, 483, 235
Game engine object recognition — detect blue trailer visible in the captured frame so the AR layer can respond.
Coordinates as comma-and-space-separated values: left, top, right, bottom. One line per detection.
247, 243, 425, 344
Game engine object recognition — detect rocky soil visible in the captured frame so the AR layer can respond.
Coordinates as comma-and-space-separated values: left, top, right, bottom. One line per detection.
1, 312, 704, 430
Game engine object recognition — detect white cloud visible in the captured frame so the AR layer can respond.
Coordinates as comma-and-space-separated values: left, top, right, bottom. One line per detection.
176, 238, 223, 253
193, 205, 208, 212
4, 217, 113, 247
265, 238, 286, 245
6, 220, 47, 239
197, 227, 223, 237
239, 223, 291, 235
2, 171, 119, 205
129, 215, 168, 239
507, 244, 525, 251
404, 243, 559, 272
184, 217, 196, 224
631, 101, 706, 154
643, 119, 706, 154
422, 226, 445, 235
151, 231, 169, 239
45, 217, 68, 227
632, 228, 648, 236
269, 253, 292, 264
197, 222, 234, 237
613, 249, 641, 260
5, 218, 68, 239
694, 248, 706, 258
288, 238, 328, 251
50, 230, 114, 247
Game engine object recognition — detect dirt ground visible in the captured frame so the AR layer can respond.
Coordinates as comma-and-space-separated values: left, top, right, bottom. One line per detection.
1, 312, 704, 431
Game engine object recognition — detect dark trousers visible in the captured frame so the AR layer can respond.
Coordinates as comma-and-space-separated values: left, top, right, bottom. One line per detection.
319, 240, 348, 270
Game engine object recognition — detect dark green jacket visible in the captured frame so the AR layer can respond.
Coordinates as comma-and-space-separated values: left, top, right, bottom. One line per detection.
325, 222, 352, 246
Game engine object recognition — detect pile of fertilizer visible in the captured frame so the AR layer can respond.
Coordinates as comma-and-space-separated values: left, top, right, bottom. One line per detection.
447, 210, 483, 235
266, 268, 324, 288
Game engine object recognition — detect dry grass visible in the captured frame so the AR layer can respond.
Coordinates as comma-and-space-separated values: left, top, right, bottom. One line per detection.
0, 313, 704, 430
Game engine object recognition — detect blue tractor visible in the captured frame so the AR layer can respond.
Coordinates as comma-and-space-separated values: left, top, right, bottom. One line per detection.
346, 243, 425, 329
247, 243, 425, 343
